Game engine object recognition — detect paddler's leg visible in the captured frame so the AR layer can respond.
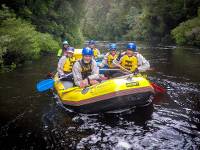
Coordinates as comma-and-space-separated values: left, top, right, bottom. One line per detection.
112, 70, 125, 78
59, 73, 74, 89
62, 81, 74, 89
60, 73, 73, 81
104, 70, 112, 79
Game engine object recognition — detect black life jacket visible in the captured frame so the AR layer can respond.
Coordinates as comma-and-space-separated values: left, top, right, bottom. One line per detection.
79, 59, 92, 80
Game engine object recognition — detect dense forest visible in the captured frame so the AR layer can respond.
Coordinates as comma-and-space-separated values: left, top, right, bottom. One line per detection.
83, 0, 200, 45
0, 0, 200, 70
0, 0, 85, 70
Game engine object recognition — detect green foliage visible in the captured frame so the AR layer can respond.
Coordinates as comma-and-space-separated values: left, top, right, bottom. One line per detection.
1, 0, 86, 46
0, 18, 40, 56
82, 0, 200, 43
37, 33, 60, 53
0, 4, 16, 19
25, 0, 85, 46
0, 35, 11, 67
171, 8, 200, 46
0, 1, 86, 71
0, 5, 59, 69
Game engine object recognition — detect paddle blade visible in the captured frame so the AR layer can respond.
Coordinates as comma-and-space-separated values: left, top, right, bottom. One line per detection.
151, 82, 166, 94
36, 79, 55, 92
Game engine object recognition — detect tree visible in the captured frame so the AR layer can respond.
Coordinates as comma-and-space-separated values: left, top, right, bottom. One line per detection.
82, 0, 200, 44
0, 5, 59, 68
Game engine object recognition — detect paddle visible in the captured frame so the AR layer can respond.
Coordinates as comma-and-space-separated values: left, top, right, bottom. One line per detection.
36, 73, 72, 92
112, 60, 136, 75
37, 69, 118, 93
112, 60, 166, 94
99, 68, 120, 71
150, 82, 166, 94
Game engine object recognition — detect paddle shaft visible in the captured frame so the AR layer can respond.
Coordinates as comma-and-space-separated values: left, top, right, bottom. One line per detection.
36, 72, 73, 92
112, 60, 132, 74
99, 68, 120, 71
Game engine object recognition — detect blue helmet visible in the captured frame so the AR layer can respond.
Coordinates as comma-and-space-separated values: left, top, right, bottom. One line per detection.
88, 40, 96, 45
109, 43, 117, 50
82, 47, 93, 56
67, 47, 74, 53
127, 43, 137, 51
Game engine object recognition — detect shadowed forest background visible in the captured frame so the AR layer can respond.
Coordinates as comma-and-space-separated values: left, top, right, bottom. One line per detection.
0, 0, 200, 70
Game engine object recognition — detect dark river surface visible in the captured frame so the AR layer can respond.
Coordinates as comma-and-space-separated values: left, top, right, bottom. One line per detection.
0, 42, 200, 149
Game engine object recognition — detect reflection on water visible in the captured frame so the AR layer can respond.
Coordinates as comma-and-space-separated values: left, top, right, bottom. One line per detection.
0, 42, 200, 149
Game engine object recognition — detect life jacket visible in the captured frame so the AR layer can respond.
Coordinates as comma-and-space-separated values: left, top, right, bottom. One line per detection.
93, 48, 99, 58
120, 55, 138, 72
79, 59, 92, 79
107, 53, 118, 68
63, 56, 76, 73
57, 48, 63, 57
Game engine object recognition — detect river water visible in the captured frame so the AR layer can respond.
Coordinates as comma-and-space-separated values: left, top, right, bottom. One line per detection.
0, 42, 200, 149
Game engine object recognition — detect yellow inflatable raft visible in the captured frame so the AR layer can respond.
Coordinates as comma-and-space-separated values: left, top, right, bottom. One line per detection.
54, 74, 155, 113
